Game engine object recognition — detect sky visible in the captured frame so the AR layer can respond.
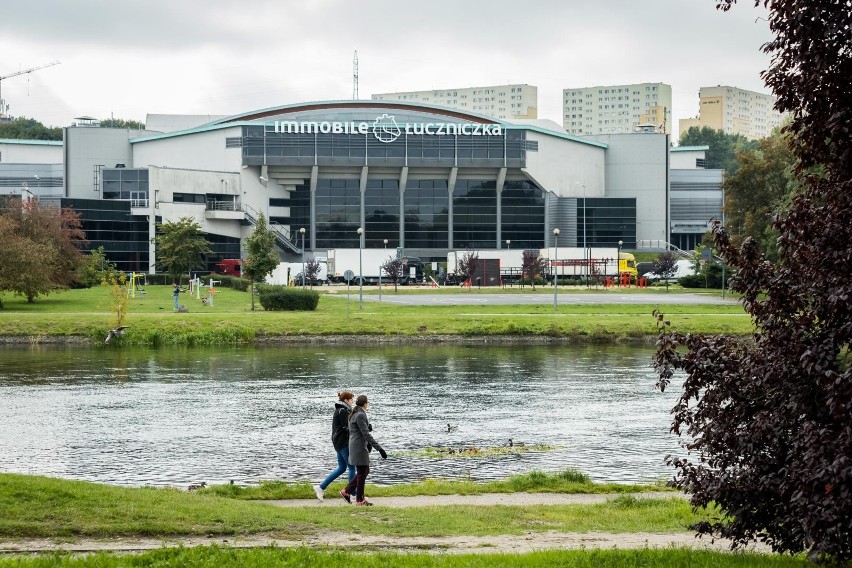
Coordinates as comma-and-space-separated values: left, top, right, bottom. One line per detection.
0, 0, 774, 134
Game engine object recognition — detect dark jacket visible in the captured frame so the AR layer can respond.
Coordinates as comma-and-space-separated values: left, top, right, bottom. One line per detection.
331, 400, 351, 451
348, 407, 383, 466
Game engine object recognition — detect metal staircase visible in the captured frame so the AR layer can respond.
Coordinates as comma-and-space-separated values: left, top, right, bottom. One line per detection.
637, 240, 694, 260
241, 203, 301, 254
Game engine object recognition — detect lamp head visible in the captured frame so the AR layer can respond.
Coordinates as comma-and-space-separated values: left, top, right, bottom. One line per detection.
618, 240, 623, 246
553, 228, 560, 236
357, 227, 364, 235
299, 227, 305, 234
383, 238, 388, 244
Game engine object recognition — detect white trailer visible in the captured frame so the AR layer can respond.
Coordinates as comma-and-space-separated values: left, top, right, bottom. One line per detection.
266, 258, 328, 286
540, 247, 620, 278
447, 248, 620, 280
327, 249, 407, 285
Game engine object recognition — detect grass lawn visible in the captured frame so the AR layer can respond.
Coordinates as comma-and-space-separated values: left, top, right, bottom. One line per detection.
0, 547, 810, 568
0, 284, 752, 344
0, 473, 695, 539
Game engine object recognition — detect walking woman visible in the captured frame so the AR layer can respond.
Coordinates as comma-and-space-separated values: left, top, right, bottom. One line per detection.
341, 394, 387, 506
313, 391, 356, 501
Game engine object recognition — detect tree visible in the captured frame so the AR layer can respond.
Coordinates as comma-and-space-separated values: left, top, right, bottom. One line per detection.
242, 214, 279, 311
77, 246, 118, 288
655, 1, 852, 561
723, 129, 800, 259
678, 126, 757, 174
382, 256, 404, 291
304, 258, 322, 288
456, 250, 479, 288
154, 218, 211, 284
522, 249, 546, 290
0, 197, 86, 302
651, 251, 678, 291
0, 117, 62, 141
99, 118, 146, 129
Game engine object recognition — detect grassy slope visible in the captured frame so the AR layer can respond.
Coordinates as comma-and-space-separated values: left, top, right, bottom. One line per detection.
0, 473, 693, 539
0, 285, 752, 343
0, 547, 810, 568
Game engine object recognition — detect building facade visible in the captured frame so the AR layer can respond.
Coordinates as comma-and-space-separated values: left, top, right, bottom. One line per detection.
669, 145, 723, 252
678, 85, 786, 140
563, 83, 672, 136
372, 84, 537, 121
2, 100, 681, 273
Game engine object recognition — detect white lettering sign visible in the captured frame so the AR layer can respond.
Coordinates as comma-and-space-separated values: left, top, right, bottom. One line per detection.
272, 113, 502, 143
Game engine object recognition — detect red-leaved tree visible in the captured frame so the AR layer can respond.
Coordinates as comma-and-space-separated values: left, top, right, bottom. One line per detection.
654, 1, 852, 561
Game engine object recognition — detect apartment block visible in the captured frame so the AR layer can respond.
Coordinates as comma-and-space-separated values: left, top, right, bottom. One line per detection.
563, 83, 672, 136
371, 84, 537, 120
678, 85, 786, 140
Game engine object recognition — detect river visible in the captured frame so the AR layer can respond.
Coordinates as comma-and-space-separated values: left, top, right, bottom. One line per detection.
0, 343, 683, 487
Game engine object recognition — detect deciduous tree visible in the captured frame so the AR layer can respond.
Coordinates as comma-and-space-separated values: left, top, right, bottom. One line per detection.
651, 251, 678, 291
655, 0, 852, 561
522, 249, 546, 290
242, 214, 279, 311
0, 197, 86, 302
382, 256, 404, 291
154, 217, 211, 284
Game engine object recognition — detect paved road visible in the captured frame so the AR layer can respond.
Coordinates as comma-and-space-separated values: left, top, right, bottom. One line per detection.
361, 292, 738, 306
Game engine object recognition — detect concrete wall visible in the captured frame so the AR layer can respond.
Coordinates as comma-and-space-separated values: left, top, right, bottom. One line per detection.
588, 132, 669, 244
523, 132, 605, 198
64, 127, 155, 199
131, 127, 242, 173
0, 140, 62, 163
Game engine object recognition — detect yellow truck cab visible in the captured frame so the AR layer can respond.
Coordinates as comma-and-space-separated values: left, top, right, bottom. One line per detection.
618, 252, 638, 279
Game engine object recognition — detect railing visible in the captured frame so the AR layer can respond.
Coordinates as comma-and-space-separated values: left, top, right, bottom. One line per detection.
241, 203, 300, 254
637, 240, 694, 260
206, 200, 241, 211
130, 198, 149, 208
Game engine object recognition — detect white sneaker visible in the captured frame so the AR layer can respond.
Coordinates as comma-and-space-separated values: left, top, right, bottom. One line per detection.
313, 484, 324, 501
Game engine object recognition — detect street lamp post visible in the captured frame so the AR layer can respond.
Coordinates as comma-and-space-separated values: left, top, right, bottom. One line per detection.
357, 227, 364, 311
617, 239, 623, 287
553, 228, 560, 311
505, 239, 511, 250
379, 238, 388, 301
576, 182, 587, 285
299, 227, 306, 289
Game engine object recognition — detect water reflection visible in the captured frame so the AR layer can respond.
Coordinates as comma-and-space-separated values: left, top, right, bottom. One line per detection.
0, 344, 682, 487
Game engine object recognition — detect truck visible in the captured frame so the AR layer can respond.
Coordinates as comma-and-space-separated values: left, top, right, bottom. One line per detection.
326, 249, 423, 285
266, 257, 329, 286
446, 248, 638, 284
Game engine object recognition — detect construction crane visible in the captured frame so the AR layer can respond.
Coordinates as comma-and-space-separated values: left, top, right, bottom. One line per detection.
0, 61, 61, 118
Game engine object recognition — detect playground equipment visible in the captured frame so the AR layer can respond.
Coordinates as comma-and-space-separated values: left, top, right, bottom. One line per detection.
126, 273, 146, 298
189, 277, 220, 306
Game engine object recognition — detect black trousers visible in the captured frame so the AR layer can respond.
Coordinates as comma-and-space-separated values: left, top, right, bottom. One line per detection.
344, 464, 370, 502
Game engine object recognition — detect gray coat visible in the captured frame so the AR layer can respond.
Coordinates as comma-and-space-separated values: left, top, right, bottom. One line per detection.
347, 408, 383, 466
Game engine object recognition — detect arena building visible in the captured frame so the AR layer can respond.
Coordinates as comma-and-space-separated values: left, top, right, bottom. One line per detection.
2, 100, 705, 273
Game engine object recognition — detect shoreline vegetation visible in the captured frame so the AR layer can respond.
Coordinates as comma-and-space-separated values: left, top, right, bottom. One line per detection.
0, 284, 752, 345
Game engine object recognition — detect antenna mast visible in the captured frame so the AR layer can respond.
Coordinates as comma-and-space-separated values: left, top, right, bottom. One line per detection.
352, 50, 359, 100
0, 61, 61, 119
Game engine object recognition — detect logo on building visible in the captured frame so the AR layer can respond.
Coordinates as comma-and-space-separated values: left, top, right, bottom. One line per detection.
372, 114, 402, 143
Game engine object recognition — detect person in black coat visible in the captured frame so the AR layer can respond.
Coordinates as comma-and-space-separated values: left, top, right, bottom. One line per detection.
313, 391, 355, 501
341, 394, 386, 506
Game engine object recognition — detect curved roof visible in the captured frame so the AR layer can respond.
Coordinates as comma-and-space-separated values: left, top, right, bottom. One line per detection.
209, 99, 503, 126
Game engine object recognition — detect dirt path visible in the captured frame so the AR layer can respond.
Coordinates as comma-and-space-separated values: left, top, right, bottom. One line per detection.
0, 493, 769, 555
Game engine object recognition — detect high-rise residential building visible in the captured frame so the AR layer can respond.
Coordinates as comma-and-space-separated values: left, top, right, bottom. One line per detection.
563, 83, 672, 136
678, 86, 786, 140
371, 84, 537, 120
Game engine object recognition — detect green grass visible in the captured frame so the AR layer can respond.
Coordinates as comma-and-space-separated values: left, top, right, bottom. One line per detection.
0, 285, 753, 344
0, 545, 810, 567
202, 470, 669, 500
0, 473, 688, 539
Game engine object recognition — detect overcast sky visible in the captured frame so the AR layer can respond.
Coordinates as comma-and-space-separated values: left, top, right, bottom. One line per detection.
0, 0, 773, 134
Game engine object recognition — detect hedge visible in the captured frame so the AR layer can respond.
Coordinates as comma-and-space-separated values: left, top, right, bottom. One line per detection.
258, 286, 320, 311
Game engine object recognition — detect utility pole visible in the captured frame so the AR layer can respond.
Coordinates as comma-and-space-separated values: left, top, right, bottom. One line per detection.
0, 61, 61, 119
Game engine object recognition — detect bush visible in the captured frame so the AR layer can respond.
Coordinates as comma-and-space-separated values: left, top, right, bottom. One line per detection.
678, 274, 706, 288
258, 286, 319, 311
210, 274, 250, 291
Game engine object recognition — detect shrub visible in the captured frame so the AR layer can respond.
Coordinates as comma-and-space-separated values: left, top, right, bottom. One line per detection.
210, 274, 250, 291
258, 286, 319, 311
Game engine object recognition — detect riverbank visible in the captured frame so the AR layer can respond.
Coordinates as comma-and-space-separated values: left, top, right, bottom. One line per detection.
0, 285, 751, 345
